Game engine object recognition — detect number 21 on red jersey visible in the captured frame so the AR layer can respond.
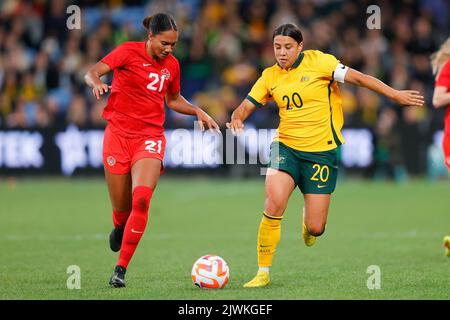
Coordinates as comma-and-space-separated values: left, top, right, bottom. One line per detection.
147, 73, 166, 92
145, 139, 162, 154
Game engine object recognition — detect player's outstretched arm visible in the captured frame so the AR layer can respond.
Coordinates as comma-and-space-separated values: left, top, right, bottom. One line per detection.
344, 68, 424, 107
226, 99, 257, 135
432, 86, 450, 108
165, 92, 220, 132
84, 61, 112, 100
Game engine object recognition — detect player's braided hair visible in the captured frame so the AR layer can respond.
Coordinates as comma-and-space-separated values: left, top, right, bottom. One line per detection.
273, 24, 303, 44
142, 13, 177, 35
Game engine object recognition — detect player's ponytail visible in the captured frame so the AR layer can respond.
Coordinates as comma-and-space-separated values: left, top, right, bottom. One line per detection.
142, 13, 177, 35
142, 16, 152, 29
273, 24, 303, 44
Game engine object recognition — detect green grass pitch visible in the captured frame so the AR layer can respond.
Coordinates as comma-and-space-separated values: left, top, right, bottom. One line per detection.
0, 177, 448, 299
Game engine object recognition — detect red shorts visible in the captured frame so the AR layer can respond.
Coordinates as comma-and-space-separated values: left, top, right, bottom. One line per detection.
103, 124, 166, 174
443, 133, 450, 168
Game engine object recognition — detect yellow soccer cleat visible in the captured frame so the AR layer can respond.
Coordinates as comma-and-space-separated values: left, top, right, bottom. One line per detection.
243, 270, 270, 288
444, 236, 450, 258
302, 223, 316, 247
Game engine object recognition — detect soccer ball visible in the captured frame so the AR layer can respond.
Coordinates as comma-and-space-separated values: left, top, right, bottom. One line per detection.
191, 255, 229, 289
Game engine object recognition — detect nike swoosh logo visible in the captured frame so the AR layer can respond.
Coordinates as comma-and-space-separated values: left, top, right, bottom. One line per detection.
317, 185, 327, 188
270, 86, 277, 91
131, 228, 144, 234
143, 63, 152, 67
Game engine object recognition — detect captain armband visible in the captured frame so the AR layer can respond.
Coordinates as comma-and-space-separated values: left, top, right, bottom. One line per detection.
333, 63, 349, 83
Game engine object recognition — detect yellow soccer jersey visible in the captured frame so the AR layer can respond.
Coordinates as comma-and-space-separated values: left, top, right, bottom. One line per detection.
247, 50, 345, 152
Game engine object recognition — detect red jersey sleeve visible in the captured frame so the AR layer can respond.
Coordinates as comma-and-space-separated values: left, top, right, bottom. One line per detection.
436, 60, 450, 89
167, 58, 180, 95
101, 43, 129, 70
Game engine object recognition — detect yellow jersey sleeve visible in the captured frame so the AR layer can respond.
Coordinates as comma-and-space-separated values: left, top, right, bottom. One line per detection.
246, 70, 272, 107
316, 51, 340, 80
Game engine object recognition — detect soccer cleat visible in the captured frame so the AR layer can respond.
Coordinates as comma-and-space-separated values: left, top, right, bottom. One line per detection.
109, 265, 126, 288
109, 227, 124, 252
302, 223, 316, 247
444, 236, 450, 258
243, 270, 270, 288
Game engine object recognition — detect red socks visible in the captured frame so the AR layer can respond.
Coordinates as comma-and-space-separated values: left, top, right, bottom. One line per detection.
112, 209, 131, 229
117, 186, 153, 269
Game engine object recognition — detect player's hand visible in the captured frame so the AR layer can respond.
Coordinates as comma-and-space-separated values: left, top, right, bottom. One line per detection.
392, 90, 424, 107
226, 119, 244, 136
92, 83, 112, 100
196, 109, 221, 133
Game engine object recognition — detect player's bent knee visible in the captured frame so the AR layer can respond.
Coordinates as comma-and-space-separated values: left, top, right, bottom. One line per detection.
264, 198, 287, 217
132, 186, 153, 213
307, 224, 326, 237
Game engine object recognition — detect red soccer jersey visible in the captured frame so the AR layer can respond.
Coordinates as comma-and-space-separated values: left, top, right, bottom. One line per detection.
435, 59, 450, 134
101, 41, 180, 137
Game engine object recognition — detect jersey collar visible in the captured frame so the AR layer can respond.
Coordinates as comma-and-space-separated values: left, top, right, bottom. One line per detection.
143, 41, 164, 68
276, 52, 304, 71
290, 52, 304, 69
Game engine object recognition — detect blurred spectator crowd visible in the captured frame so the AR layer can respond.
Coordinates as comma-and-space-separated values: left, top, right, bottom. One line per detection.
0, 0, 449, 177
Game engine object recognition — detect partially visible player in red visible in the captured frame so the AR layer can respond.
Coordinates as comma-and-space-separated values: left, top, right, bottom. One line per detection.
84, 13, 219, 287
431, 37, 450, 175
431, 37, 450, 257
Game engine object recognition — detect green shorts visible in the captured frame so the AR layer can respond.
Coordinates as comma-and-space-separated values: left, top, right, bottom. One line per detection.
268, 141, 338, 194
